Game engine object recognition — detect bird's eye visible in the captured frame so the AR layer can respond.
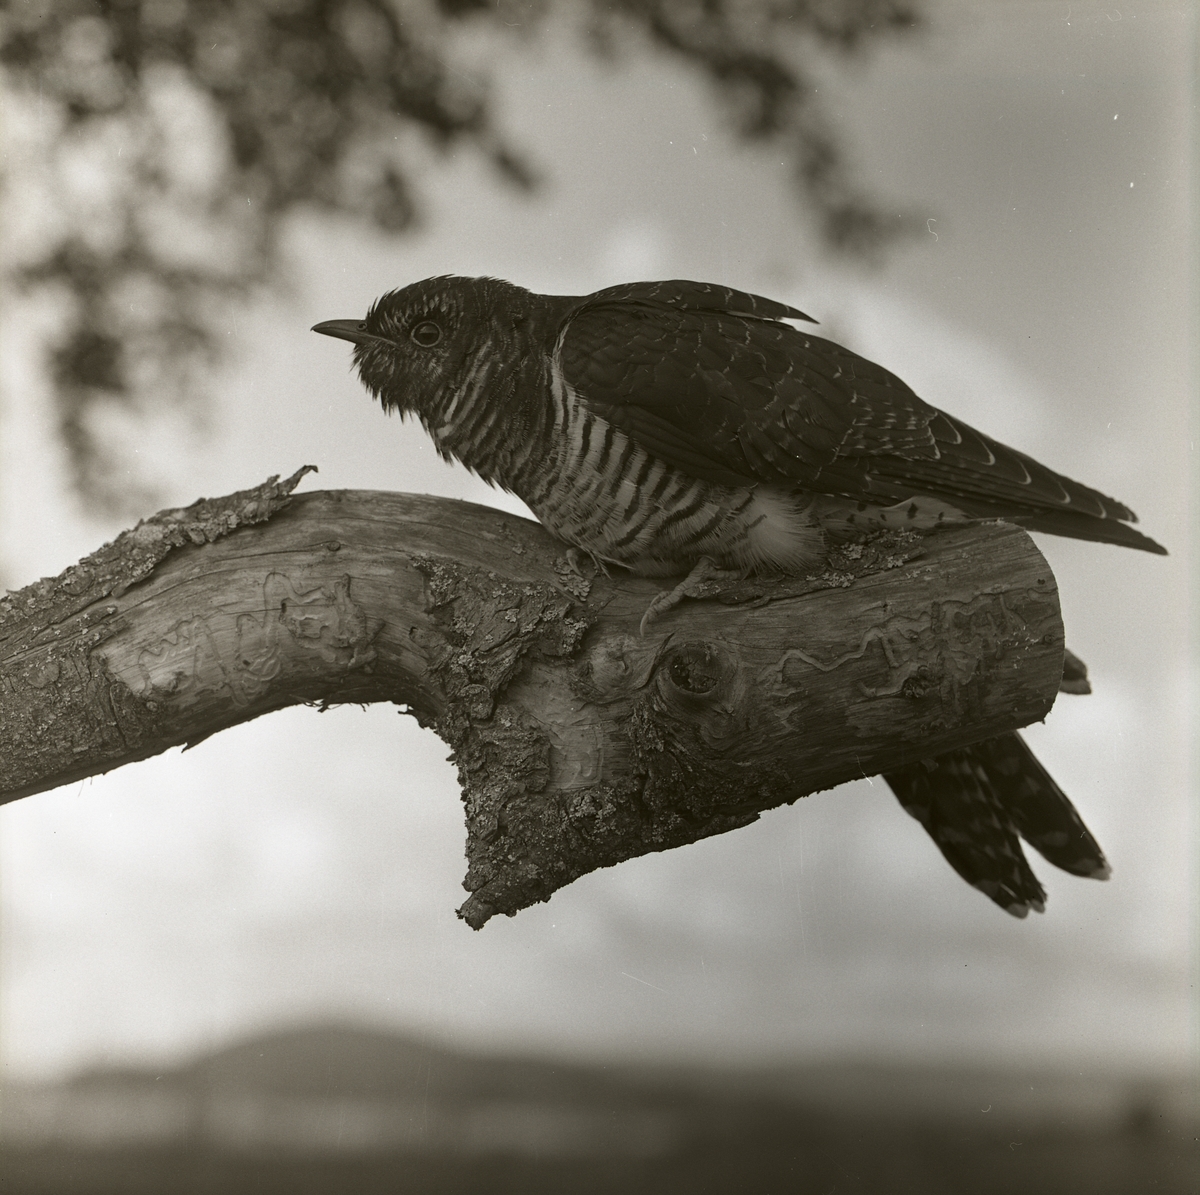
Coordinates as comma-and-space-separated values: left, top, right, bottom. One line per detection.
411, 321, 442, 347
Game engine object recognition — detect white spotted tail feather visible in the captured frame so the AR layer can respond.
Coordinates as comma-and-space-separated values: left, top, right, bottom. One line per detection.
883, 733, 1111, 917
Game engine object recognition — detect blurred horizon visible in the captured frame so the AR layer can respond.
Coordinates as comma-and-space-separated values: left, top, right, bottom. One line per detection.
1, 0, 1195, 1113
3, 1017, 1195, 1193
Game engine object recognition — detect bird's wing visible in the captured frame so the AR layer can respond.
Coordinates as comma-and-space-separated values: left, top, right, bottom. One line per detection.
559, 288, 907, 487
559, 288, 1164, 552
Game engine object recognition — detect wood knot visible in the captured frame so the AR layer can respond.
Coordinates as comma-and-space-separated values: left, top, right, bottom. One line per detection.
655, 641, 741, 725
665, 642, 723, 695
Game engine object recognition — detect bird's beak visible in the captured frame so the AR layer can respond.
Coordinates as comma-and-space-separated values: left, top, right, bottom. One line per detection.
311, 319, 388, 346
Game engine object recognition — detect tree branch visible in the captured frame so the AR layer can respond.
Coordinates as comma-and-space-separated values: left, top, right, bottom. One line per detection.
0, 470, 1066, 927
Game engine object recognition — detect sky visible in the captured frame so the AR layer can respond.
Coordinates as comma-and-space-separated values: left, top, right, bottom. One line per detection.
0, 1, 1195, 1082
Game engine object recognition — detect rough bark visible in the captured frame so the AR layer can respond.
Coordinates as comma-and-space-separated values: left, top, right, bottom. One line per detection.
0, 469, 1066, 927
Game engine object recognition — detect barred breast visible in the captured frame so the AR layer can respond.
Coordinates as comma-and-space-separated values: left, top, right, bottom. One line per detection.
513, 378, 824, 577
422, 344, 823, 577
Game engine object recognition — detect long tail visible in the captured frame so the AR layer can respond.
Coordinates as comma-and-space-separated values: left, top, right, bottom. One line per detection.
883, 732, 1109, 917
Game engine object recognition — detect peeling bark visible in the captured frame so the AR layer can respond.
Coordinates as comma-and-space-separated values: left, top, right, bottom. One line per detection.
0, 472, 1065, 927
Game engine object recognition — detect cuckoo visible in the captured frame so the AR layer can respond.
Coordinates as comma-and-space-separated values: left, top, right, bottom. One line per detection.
314, 276, 1165, 917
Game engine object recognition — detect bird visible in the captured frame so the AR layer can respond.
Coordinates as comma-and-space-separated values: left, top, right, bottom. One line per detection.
314, 275, 1165, 917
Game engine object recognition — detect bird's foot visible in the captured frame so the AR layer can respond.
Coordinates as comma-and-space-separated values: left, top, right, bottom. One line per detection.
639, 557, 742, 636
562, 546, 610, 577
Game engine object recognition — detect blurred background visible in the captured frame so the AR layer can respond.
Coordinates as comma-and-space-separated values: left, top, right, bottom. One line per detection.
0, 1, 1196, 1190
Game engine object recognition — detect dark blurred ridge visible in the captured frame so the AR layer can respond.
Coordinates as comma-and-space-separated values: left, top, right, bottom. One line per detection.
1, 1021, 1196, 1194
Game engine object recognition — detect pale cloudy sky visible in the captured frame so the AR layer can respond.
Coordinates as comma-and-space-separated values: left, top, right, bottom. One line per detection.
1, 2, 1194, 1080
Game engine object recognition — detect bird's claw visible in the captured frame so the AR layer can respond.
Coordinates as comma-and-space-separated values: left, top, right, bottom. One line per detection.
562, 547, 588, 577
638, 558, 741, 636
639, 589, 682, 637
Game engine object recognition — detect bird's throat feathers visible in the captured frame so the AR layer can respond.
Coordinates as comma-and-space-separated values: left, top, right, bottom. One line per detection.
349, 276, 557, 485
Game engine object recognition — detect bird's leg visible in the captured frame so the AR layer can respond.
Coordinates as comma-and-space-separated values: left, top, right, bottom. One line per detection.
640, 557, 744, 636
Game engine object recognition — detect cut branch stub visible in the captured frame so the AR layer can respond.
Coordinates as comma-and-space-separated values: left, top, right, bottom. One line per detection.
0, 477, 1065, 928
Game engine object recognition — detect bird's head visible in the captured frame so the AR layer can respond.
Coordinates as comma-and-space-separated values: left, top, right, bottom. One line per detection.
313, 275, 532, 419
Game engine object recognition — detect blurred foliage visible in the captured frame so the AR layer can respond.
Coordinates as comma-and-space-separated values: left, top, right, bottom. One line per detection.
0, 0, 922, 510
